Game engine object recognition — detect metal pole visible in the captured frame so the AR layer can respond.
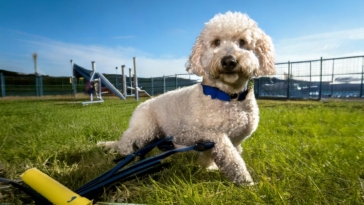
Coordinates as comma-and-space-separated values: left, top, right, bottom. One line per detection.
360, 57, 364, 98
91, 61, 96, 101
0, 73, 5, 97
331, 60, 335, 96
62, 74, 64, 92
129, 68, 132, 95
287, 61, 290, 99
309, 61, 312, 98
163, 75, 166, 93
175, 74, 178, 89
33, 52, 38, 76
39, 76, 43, 97
92, 61, 95, 72
133, 57, 139, 102
115, 66, 118, 89
70, 59, 76, 98
122, 65, 126, 96
35, 76, 39, 97
318, 57, 323, 100
96, 76, 102, 100
151, 77, 154, 96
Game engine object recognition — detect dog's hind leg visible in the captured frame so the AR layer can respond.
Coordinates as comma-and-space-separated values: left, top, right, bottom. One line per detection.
116, 128, 158, 156
116, 106, 160, 156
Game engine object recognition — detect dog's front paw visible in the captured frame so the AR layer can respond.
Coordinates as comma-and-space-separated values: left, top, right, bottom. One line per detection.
246, 180, 255, 186
205, 163, 219, 171
235, 178, 255, 186
97, 141, 119, 152
233, 173, 255, 186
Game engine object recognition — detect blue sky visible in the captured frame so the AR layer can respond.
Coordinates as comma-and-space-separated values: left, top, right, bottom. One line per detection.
1, 0, 364, 77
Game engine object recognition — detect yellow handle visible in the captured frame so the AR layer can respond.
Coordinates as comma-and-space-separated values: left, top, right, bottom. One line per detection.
21, 168, 92, 205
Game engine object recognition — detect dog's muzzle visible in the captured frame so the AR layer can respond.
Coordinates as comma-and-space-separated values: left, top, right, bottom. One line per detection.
221, 55, 237, 72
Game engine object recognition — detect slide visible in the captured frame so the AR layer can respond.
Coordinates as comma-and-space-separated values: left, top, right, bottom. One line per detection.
73, 64, 126, 100
94, 72, 126, 100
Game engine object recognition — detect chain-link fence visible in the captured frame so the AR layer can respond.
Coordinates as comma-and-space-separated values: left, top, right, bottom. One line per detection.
255, 55, 364, 99
0, 75, 86, 97
1, 55, 363, 99
0, 73, 201, 98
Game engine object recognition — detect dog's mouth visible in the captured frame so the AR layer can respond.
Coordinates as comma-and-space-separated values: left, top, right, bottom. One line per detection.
220, 67, 252, 80
222, 71, 238, 75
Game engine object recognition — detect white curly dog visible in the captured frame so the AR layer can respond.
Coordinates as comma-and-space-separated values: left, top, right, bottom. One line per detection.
103, 11, 275, 185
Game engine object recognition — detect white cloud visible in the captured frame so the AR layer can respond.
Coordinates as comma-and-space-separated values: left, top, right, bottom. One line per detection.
275, 27, 364, 63
1, 34, 189, 77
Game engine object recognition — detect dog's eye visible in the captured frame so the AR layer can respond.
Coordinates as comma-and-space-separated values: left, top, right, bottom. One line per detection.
212, 39, 220, 47
239, 39, 246, 48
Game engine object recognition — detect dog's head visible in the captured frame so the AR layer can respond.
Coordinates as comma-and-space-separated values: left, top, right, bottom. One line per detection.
186, 12, 275, 92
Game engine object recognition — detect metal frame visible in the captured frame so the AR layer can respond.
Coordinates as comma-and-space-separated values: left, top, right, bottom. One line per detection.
82, 61, 104, 105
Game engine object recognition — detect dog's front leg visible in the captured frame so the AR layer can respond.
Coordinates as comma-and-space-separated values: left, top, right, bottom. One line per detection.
212, 134, 254, 185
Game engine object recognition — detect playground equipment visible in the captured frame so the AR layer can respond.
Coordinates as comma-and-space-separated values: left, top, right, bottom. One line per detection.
121, 58, 151, 99
0, 137, 214, 204
81, 61, 106, 105
71, 61, 126, 104
71, 58, 150, 103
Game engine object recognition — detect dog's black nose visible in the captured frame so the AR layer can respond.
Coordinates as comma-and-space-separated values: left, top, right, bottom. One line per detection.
221, 56, 237, 72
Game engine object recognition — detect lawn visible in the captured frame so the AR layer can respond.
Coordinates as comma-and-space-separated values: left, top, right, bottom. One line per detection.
0, 96, 363, 204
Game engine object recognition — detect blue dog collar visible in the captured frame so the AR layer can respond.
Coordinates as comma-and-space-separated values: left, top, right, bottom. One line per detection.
201, 84, 249, 102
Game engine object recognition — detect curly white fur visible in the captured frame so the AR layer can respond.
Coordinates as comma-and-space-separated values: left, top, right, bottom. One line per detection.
102, 11, 275, 185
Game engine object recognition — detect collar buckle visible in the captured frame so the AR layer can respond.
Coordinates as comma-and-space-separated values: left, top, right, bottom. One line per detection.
230, 93, 238, 99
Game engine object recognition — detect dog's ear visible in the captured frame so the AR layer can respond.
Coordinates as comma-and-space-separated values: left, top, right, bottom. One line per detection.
253, 33, 276, 76
186, 37, 205, 76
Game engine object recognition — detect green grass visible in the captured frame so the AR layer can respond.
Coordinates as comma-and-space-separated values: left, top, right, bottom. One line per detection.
0, 97, 363, 204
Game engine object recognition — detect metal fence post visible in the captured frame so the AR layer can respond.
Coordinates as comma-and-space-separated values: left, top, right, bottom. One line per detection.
70, 59, 76, 98
129, 68, 132, 95
122, 65, 126, 96
133, 57, 139, 102
309, 61, 312, 98
151, 77, 154, 96
287, 61, 291, 99
115, 67, 118, 90
360, 57, 364, 98
163, 75, 166, 93
73, 78, 78, 96
331, 60, 335, 96
35, 76, 39, 97
175, 74, 178, 89
39, 76, 43, 97
318, 57, 323, 100
0, 73, 5, 97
